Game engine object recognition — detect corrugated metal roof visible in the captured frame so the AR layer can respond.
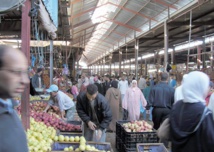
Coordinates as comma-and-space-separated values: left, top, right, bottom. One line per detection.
67, 0, 196, 64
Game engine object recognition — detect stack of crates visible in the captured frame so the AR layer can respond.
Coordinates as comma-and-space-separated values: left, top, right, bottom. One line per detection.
116, 121, 159, 152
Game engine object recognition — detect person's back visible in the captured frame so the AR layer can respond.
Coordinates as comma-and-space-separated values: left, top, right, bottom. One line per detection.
170, 101, 214, 152
56, 91, 74, 108
149, 72, 174, 130
170, 71, 214, 152
150, 81, 174, 109
118, 80, 129, 95
138, 77, 146, 90
143, 85, 151, 102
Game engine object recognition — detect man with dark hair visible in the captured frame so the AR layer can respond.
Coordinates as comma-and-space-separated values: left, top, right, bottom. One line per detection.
31, 68, 45, 91
76, 84, 112, 142
0, 45, 29, 152
149, 72, 174, 130
103, 75, 111, 95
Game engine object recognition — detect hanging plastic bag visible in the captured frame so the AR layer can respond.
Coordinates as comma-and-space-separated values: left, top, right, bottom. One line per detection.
140, 100, 145, 113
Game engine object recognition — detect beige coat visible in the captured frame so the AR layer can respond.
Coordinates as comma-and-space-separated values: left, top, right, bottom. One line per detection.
105, 87, 121, 132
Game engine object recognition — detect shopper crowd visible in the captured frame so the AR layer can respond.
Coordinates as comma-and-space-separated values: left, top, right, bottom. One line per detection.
74, 71, 214, 152
1, 44, 214, 152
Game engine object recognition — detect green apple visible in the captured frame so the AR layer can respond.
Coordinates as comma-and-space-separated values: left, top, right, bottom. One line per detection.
69, 146, 74, 151
54, 136, 58, 141
70, 136, 74, 142
79, 144, 86, 151
91, 146, 96, 150
80, 136, 86, 142
85, 145, 91, 150
64, 136, 69, 142
59, 135, 65, 142
74, 136, 80, 142
64, 147, 69, 151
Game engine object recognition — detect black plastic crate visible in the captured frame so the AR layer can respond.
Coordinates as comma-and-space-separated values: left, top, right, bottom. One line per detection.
116, 135, 122, 151
117, 121, 158, 145
116, 136, 136, 152
137, 143, 168, 152
116, 121, 123, 139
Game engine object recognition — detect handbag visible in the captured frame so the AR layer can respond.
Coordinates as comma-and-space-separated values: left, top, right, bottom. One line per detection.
157, 107, 209, 141
157, 117, 170, 140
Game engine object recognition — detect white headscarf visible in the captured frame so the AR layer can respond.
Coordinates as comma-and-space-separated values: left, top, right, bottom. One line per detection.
131, 80, 138, 91
182, 71, 209, 103
208, 93, 214, 119
132, 80, 137, 87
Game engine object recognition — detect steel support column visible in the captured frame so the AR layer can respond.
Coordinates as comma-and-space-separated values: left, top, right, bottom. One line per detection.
187, 11, 192, 72
145, 59, 147, 76
211, 42, 213, 71
197, 46, 201, 69
140, 56, 143, 76
119, 49, 122, 76
135, 39, 139, 80
50, 40, 53, 85
172, 47, 175, 65
164, 21, 168, 72
109, 54, 112, 76
202, 38, 206, 68
21, 0, 31, 130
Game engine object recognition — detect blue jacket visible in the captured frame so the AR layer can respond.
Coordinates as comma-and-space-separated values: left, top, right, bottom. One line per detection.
0, 99, 28, 152
149, 82, 174, 109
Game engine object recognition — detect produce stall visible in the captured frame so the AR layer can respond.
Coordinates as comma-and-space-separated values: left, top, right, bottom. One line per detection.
116, 120, 159, 152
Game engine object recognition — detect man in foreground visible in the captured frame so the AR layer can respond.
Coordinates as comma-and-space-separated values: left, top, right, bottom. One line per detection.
0, 45, 29, 152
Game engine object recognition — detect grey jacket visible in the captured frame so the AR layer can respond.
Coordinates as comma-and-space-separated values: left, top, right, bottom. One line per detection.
31, 74, 44, 88
0, 100, 28, 152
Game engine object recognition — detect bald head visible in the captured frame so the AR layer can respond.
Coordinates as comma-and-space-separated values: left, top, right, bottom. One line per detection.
0, 45, 29, 99
0, 45, 28, 69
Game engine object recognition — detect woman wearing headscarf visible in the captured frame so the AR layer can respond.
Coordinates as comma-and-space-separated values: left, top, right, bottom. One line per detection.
122, 80, 147, 121
170, 71, 214, 152
105, 80, 121, 132
208, 93, 214, 119
174, 74, 188, 103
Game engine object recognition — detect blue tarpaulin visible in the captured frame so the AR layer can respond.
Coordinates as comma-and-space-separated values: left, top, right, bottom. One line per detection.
42, 0, 58, 28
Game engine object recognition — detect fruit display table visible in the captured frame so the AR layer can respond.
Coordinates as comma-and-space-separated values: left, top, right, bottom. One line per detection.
137, 143, 168, 152
116, 120, 158, 152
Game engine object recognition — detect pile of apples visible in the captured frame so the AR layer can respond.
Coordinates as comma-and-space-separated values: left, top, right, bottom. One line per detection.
54, 135, 109, 152
30, 111, 81, 131
16, 103, 81, 132
27, 118, 56, 152
122, 120, 153, 132
30, 101, 48, 112
30, 96, 42, 101
54, 135, 81, 143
